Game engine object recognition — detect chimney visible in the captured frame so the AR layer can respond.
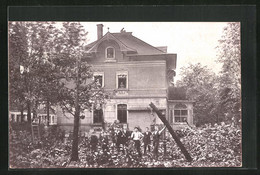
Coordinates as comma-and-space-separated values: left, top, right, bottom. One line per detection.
97, 24, 103, 40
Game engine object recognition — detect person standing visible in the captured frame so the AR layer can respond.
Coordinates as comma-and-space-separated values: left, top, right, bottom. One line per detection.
152, 125, 166, 160
131, 127, 144, 158
143, 127, 152, 155
115, 126, 123, 153
121, 124, 131, 153
99, 130, 109, 153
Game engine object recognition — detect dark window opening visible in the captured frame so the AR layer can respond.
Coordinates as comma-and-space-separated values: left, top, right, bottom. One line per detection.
93, 107, 103, 124
117, 104, 127, 123
94, 75, 103, 87
107, 48, 114, 58
118, 75, 127, 89
11, 114, 15, 122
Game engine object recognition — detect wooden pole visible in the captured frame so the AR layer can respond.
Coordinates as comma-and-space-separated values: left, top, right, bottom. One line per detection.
149, 102, 192, 162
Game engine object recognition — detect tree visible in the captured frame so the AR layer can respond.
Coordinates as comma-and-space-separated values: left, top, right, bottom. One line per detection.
216, 22, 241, 122
9, 21, 108, 161
176, 63, 220, 126
9, 22, 62, 125
56, 22, 107, 161
9, 22, 34, 124
32, 22, 64, 126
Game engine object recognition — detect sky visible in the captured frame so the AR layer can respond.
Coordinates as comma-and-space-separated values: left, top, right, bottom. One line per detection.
81, 22, 228, 82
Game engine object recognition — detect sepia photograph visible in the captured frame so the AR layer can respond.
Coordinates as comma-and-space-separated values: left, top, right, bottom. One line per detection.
8, 22, 241, 168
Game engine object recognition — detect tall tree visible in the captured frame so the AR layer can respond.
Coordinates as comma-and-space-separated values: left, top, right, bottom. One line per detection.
57, 22, 107, 161
9, 22, 65, 125
216, 22, 241, 122
9, 22, 35, 124
33, 22, 64, 125
176, 63, 220, 126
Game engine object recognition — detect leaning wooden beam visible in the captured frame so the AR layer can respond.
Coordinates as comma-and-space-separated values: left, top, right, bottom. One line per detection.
149, 102, 192, 162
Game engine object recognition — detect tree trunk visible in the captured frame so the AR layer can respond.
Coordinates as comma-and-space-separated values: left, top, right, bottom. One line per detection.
71, 57, 80, 162
27, 101, 31, 124
71, 110, 80, 161
149, 102, 193, 162
46, 99, 50, 126
20, 108, 24, 123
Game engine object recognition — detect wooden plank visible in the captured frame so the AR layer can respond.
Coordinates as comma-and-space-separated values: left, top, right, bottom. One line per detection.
149, 102, 192, 162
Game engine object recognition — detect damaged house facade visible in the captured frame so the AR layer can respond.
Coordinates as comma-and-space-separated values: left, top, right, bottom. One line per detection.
9, 24, 194, 131
56, 24, 194, 131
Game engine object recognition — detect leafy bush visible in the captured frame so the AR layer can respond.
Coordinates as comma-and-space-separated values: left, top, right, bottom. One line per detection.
9, 122, 241, 168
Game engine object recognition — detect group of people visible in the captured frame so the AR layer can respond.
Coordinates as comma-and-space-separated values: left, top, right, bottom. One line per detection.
89, 124, 167, 160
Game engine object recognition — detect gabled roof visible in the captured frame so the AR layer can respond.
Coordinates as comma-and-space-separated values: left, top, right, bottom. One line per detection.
111, 32, 165, 55
86, 31, 165, 55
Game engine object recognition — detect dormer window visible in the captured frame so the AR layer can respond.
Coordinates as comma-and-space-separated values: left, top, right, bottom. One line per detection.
106, 47, 115, 59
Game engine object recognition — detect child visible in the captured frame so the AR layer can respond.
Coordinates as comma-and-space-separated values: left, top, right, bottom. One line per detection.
143, 127, 152, 155
152, 125, 166, 160
131, 127, 144, 158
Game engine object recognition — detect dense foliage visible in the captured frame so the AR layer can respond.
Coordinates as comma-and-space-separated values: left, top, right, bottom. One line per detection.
9, 21, 108, 161
176, 22, 241, 126
176, 63, 220, 126
216, 22, 241, 123
9, 121, 241, 168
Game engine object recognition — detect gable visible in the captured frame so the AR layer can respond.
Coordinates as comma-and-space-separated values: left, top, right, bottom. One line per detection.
86, 31, 165, 56
86, 32, 137, 54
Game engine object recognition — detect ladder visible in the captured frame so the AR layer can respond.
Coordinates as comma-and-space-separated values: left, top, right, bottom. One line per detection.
31, 123, 41, 143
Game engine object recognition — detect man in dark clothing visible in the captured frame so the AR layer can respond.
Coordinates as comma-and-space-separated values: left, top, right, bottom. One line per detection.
143, 127, 152, 155
121, 124, 131, 153
114, 126, 123, 153
152, 125, 166, 160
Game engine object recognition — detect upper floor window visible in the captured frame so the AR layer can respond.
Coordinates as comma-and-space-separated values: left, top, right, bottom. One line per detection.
106, 47, 115, 59
93, 72, 104, 88
116, 71, 128, 89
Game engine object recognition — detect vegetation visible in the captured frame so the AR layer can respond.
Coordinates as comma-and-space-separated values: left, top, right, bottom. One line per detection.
176, 22, 241, 126
9, 21, 107, 162
9, 22, 241, 168
9, 121, 241, 168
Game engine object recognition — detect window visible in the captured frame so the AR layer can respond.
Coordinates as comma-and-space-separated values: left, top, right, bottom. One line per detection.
118, 75, 127, 89
174, 110, 188, 123
106, 47, 115, 59
93, 105, 103, 124
93, 72, 104, 88
174, 104, 188, 123
94, 75, 103, 87
11, 114, 15, 122
117, 104, 127, 123
169, 110, 173, 124
17, 115, 21, 122
116, 71, 128, 89
52, 116, 55, 124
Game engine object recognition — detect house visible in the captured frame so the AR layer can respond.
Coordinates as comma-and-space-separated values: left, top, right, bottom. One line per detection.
56, 24, 194, 132
9, 108, 57, 126
168, 87, 194, 130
